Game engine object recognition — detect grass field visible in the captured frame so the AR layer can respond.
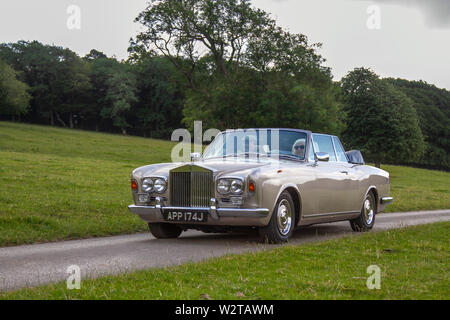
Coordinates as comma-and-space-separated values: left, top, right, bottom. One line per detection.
0, 121, 449, 246
2, 222, 448, 300
0, 121, 175, 246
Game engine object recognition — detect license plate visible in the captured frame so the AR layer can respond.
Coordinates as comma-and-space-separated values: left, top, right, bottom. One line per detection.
162, 210, 208, 223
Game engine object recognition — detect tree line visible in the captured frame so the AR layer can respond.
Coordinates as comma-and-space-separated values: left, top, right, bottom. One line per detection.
0, 0, 448, 169
0, 42, 185, 138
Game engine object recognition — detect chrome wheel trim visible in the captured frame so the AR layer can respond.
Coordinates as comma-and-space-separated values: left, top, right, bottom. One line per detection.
363, 196, 374, 225
277, 199, 292, 236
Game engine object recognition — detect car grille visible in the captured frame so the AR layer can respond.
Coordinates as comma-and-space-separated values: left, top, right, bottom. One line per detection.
170, 165, 214, 208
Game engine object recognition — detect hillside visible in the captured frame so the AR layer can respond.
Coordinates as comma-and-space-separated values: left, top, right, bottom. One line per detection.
0, 122, 175, 246
0, 122, 449, 246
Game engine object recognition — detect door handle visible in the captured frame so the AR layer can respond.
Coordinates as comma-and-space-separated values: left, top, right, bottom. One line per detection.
340, 171, 349, 175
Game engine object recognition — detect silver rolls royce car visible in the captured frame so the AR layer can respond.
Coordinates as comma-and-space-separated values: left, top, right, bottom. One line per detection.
129, 129, 393, 243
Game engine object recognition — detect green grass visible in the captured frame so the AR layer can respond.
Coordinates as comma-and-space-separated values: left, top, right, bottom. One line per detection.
383, 164, 450, 212
0, 121, 449, 246
0, 121, 176, 246
2, 222, 448, 300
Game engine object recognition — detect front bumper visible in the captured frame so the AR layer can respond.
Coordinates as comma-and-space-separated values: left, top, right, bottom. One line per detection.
128, 205, 271, 227
380, 197, 394, 204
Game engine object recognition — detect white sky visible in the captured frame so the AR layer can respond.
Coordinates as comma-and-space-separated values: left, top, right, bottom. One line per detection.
0, 0, 449, 89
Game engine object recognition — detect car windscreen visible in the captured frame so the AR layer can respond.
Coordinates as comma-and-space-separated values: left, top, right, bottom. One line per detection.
203, 129, 308, 161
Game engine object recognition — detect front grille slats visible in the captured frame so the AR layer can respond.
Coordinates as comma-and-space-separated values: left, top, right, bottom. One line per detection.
170, 166, 213, 208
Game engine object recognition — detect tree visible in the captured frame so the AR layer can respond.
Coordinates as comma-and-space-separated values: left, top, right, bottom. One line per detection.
100, 64, 137, 134
130, 0, 272, 86
0, 41, 59, 124
384, 78, 450, 170
341, 68, 425, 167
130, 56, 185, 138
85, 57, 138, 134
132, 0, 340, 132
54, 48, 92, 128
84, 56, 118, 131
0, 59, 30, 118
0, 41, 91, 127
84, 49, 108, 61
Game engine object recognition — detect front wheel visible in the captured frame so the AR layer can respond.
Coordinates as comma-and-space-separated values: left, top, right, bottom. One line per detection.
258, 191, 296, 244
350, 192, 376, 232
148, 223, 182, 239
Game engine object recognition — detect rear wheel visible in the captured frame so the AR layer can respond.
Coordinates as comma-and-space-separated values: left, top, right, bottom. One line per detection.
350, 192, 376, 232
148, 223, 182, 239
258, 191, 296, 244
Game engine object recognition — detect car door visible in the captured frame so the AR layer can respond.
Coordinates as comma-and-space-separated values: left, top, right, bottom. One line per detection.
310, 134, 349, 214
331, 136, 361, 213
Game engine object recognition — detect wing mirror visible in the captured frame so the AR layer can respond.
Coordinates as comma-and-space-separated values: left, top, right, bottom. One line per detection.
315, 152, 330, 162
190, 152, 202, 162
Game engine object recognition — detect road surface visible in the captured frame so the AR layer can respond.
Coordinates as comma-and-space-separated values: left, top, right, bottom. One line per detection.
0, 209, 449, 292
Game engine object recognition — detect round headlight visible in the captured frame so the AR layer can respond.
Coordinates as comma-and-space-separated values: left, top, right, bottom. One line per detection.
217, 179, 231, 194
142, 178, 154, 193
153, 178, 167, 193
230, 179, 244, 194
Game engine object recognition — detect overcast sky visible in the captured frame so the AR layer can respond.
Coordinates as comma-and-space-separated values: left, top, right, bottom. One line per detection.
0, 0, 449, 89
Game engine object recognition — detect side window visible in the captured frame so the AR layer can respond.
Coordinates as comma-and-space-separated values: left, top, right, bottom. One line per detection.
312, 134, 337, 162
332, 136, 348, 162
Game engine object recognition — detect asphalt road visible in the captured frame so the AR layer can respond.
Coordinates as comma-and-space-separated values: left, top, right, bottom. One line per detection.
0, 209, 449, 292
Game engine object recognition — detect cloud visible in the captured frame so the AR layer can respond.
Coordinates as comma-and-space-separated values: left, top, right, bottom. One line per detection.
358, 0, 450, 28
271, 0, 449, 28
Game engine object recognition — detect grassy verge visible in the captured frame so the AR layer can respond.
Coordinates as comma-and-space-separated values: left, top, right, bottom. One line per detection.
0, 121, 175, 246
2, 222, 448, 300
383, 164, 450, 212
0, 121, 449, 246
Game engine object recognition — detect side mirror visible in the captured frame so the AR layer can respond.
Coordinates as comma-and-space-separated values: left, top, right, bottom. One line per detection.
190, 152, 202, 162
315, 152, 330, 162
346, 150, 365, 165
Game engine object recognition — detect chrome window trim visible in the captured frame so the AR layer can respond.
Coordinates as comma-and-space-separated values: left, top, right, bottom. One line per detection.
330, 135, 339, 162
331, 135, 349, 163
307, 135, 316, 162
204, 129, 311, 163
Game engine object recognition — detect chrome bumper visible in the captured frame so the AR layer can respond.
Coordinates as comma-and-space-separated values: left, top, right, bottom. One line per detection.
380, 197, 394, 204
128, 204, 271, 227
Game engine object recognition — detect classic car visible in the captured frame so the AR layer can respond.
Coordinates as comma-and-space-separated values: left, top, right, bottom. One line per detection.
128, 129, 393, 243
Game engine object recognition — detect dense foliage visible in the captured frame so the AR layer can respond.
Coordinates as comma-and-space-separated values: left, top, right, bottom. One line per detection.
0, 42, 186, 138
384, 79, 450, 169
0, 0, 448, 169
340, 68, 425, 167
0, 58, 30, 118
131, 0, 342, 133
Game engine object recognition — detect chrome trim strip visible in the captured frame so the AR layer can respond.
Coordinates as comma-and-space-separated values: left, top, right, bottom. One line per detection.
303, 211, 360, 219
381, 197, 394, 204
128, 205, 269, 218
216, 208, 270, 217
209, 198, 219, 220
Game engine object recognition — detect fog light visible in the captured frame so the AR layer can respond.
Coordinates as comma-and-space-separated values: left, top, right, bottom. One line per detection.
138, 194, 149, 203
